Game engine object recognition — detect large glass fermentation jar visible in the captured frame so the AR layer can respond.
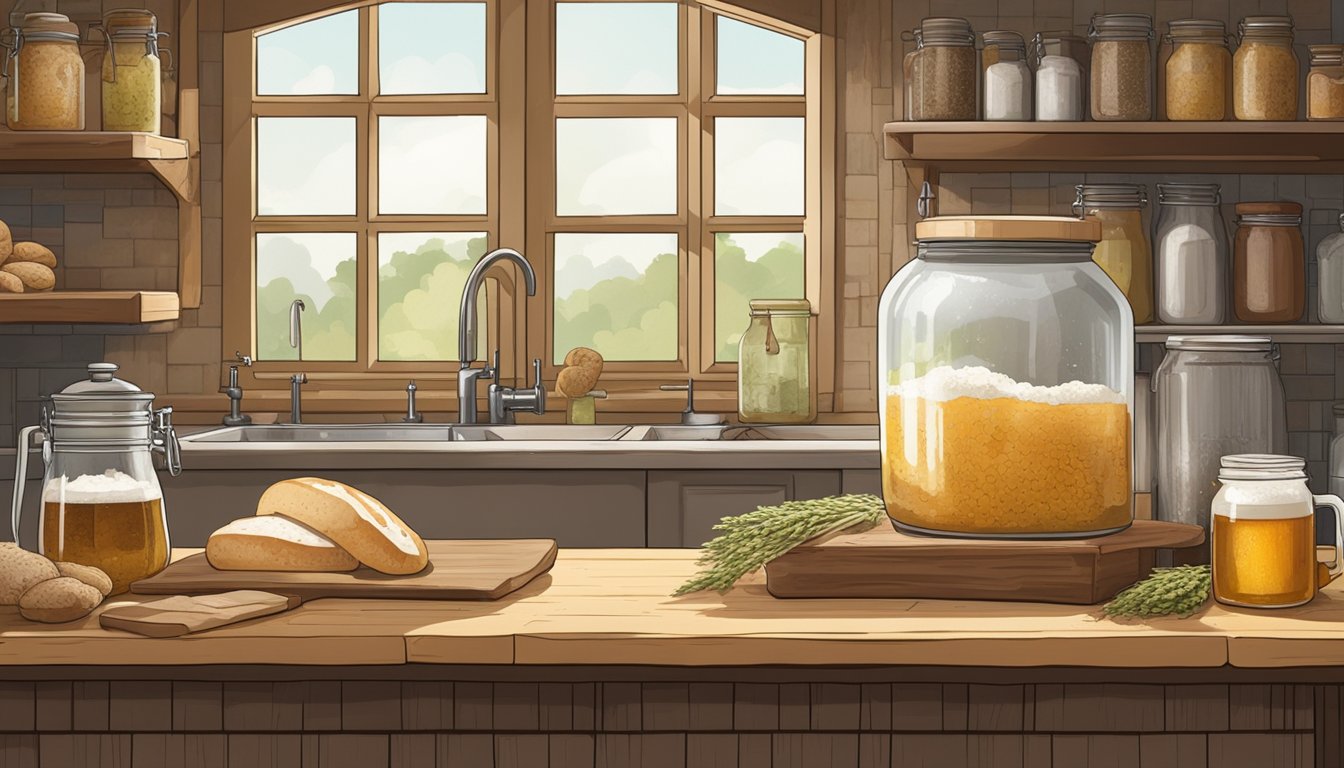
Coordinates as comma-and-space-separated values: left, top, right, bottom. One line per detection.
2, 12, 85, 131
902, 17, 977, 121
1234, 202, 1305, 323
1155, 183, 1228, 324
10, 363, 181, 595
1234, 16, 1298, 121
1075, 183, 1154, 324
878, 216, 1134, 539
737, 299, 814, 424
93, 8, 164, 133
1088, 13, 1154, 121
1163, 19, 1231, 121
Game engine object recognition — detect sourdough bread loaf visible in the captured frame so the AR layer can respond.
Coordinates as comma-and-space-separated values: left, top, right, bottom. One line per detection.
206, 515, 359, 572
256, 478, 428, 575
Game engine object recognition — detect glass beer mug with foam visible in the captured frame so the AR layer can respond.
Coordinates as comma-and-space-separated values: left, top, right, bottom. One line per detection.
1212, 454, 1344, 608
10, 363, 181, 595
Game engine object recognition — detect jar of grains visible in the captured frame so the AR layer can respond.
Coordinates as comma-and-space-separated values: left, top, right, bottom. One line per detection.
1033, 31, 1089, 121
1234, 16, 1299, 121
902, 17, 977, 121
1074, 184, 1154, 324
1088, 13, 1154, 121
1155, 183, 1228, 324
1163, 19, 1231, 120
1233, 202, 1305, 323
982, 31, 1031, 120
2, 12, 85, 130
94, 9, 164, 133
1316, 213, 1344, 323
878, 215, 1133, 539
1307, 44, 1344, 121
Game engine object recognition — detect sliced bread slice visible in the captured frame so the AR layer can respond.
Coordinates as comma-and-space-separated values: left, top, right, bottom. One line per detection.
206, 515, 359, 572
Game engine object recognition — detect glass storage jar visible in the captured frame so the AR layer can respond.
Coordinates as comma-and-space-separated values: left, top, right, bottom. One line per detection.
878, 216, 1133, 539
1089, 13, 1154, 121
738, 299, 814, 424
1332, 404, 1344, 499
1234, 16, 1298, 121
1163, 19, 1231, 121
2, 12, 84, 131
94, 8, 164, 133
982, 31, 1031, 121
1033, 31, 1088, 121
1155, 183, 1228, 324
1308, 44, 1344, 121
1318, 213, 1344, 323
1234, 202, 1304, 323
1153, 336, 1287, 564
1074, 183, 1154, 324
902, 17, 977, 121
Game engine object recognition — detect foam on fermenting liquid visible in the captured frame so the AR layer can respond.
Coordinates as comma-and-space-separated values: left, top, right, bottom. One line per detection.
889, 365, 1126, 405
42, 469, 160, 504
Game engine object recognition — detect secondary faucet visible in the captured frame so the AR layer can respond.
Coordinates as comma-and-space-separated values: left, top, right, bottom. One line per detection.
222, 351, 253, 426
457, 248, 541, 424
289, 299, 307, 424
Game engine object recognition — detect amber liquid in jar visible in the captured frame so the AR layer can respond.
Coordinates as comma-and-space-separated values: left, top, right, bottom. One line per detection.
1234, 208, 1305, 323
41, 497, 168, 595
1212, 511, 1316, 608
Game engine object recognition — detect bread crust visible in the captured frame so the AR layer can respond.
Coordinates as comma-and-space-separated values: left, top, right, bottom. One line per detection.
256, 478, 428, 575
207, 515, 359, 572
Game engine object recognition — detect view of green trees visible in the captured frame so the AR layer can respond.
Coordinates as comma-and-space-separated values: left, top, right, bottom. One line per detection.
256, 234, 357, 361
714, 233, 805, 361
377, 234, 488, 360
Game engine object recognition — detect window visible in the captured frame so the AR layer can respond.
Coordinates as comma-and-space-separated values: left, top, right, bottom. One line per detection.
226, 0, 827, 397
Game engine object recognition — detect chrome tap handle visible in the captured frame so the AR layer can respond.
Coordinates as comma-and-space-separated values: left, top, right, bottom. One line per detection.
234, 351, 253, 367
402, 380, 424, 423
531, 358, 546, 415
152, 407, 182, 477
289, 299, 306, 361
491, 348, 501, 379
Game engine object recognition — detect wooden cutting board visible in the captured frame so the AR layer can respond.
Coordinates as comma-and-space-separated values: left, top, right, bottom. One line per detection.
764, 520, 1204, 605
101, 591, 303, 637
130, 539, 557, 601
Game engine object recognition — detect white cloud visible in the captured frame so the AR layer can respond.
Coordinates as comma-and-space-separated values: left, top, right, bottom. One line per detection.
715, 118, 804, 216
557, 119, 677, 216
257, 118, 356, 216
378, 116, 487, 215
381, 52, 483, 94
291, 64, 336, 94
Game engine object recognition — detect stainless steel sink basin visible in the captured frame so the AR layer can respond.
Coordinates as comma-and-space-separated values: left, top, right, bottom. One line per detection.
182, 423, 631, 443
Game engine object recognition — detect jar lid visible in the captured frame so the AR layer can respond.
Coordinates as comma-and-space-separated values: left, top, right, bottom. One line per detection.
1167, 19, 1226, 40
45, 363, 158, 444
16, 12, 79, 40
1075, 183, 1148, 210
101, 8, 158, 37
1089, 13, 1154, 41
1164, 335, 1273, 352
749, 299, 812, 316
1334, 402, 1344, 417
1218, 453, 1306, 481
1236, 201, 1302, 216
915, 215, 1101, 242
1310, 44, 1344, 65
982, 30, 1026, 51
1240, 15, 1294, 34
909, 17, 975, 46
1157, 182, 1220, 206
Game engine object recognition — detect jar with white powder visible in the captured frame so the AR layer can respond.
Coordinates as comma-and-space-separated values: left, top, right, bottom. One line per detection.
1317, 213, 1344, 323
1033, 32, 1088, 120
982, 31, 1031, 120
1155, 183, 1228, 325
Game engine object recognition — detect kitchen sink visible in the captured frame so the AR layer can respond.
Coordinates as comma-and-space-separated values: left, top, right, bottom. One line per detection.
182, 424, 631, 443
626, 424, 878, 441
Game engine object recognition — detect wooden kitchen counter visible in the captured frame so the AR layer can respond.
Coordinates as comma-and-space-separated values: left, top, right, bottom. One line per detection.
1, 548, 1341, 669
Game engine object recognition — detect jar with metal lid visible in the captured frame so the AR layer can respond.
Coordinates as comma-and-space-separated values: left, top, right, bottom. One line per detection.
1318, 213, 1344, 322
902, 17, 977, 121
1234, 16, 1298, 121
2, 12, 84, 130
982, 31, 1031, 121
878, 215, 1133, 539
1308, 44, 1344, 121
1074, 183, 1154, 324
1163, 19, 1231, 121
1153, 336, 1287, 564
93, 8, 166, 133
1331, 404, 1344, 498
738, 299, 814, 424
1234, 202, 1304, 323
1088, 13, 1154, 121
1034, 31, 1088, 121
10, 363, 181, 595
1155, 183, 1228, 324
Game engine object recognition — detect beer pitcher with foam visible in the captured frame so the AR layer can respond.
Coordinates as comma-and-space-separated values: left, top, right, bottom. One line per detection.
11, 363, 181, 595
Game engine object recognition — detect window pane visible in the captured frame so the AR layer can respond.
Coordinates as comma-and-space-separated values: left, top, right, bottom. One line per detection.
256, 233, 357, 362
257, 117, 356, 216
256, 11, 358, 95
556, 118, 677, 216
714, 117, 804, 216
554, 233, 678, 363
555, 3, 677, 95
378, 232, 489, 361
379, 3, 486, 94
716, 17, 804, 95
715, 233, 805, 362
379, 116, 487, 215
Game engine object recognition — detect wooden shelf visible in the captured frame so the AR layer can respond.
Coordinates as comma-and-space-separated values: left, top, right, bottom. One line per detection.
883, 121, 1344, 173
0, 131, 194, 201
0, 291, 180, 325
1136, 324, 1344, 343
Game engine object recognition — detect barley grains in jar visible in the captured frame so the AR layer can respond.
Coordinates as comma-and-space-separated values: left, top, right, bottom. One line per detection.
2, 12, 84, 131
878, 216, 1133, 539
1089, 13, 1154, 121
95, 9, 163, 133
903, 18, 977, 121
1075, 184, 1154, 324
1164, 19, 1231, 121
1234, 202, 1305, 323
1308, 44, 1344, 121
1234, 16, 1299, 121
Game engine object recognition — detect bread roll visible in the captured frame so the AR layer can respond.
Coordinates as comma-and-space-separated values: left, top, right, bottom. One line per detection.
0, 272, 21, 293
2, 262, 53, 291
207, 515, 358, 572
256, 478, 427, 575
8, 242, 56, 268
55, 562, 113, 597
19, 577, 102, 623
0, 543, 59, 604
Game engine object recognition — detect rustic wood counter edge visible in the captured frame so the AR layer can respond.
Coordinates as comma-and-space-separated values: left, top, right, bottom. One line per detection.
1, 547, 1342, 669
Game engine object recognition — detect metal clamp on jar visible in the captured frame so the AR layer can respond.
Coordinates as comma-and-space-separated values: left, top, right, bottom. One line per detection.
10, 363, 181, 595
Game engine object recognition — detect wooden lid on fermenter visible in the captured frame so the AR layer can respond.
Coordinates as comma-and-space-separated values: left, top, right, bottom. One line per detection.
915, 215, 1102, 243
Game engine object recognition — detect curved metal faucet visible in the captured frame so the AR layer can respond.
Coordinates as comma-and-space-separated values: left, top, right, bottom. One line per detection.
457, 248, 539, 424
288, 299, 307, 424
